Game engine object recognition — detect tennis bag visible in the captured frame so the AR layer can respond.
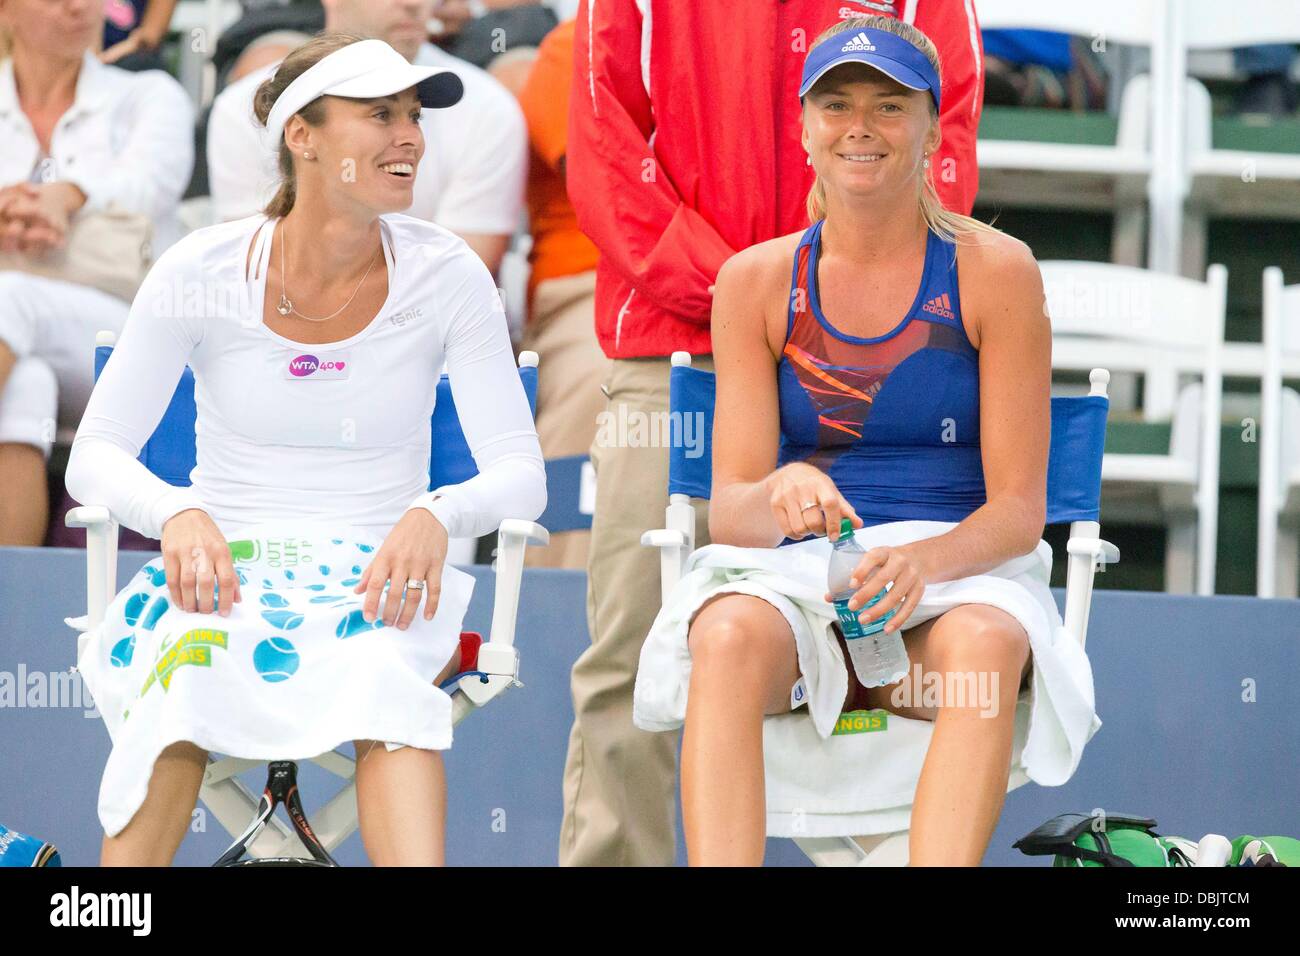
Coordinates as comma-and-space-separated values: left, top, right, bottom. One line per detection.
0, 824, 61, 867
1013, 812, 1197, 867
1015, 813, 1300, 866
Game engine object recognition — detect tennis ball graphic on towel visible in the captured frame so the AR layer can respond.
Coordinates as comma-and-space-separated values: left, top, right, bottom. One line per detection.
261, 608, 304, 630
253, 636, 299, 683
109, 634, 136, 668
122, 593, 150, 626
139, 565, 168, 587
141, 596, 169, 630
260, 592, 290, 608
336, 608, 384, 638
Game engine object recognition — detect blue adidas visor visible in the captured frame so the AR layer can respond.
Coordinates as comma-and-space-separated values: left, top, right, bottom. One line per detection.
799, 27, 941, 113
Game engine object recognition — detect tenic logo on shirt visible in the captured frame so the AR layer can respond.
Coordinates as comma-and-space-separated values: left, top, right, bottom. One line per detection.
389, 307, 423, 327
286, 353, 351, 380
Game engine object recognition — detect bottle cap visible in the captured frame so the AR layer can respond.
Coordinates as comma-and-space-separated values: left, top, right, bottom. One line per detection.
839, 518, 854, 538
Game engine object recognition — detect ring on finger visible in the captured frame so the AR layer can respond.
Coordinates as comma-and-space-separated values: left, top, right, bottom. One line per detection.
405, 578, 425, 591
800, 501, 819, 512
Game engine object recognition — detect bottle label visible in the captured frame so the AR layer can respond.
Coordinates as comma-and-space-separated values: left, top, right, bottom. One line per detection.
834, 599, 867, 638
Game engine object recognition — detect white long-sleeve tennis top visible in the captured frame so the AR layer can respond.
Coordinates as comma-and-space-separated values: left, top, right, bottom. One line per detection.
66, 213, 546, 541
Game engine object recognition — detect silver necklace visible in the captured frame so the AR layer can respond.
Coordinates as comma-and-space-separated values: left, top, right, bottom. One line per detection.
276, 223, 380, 323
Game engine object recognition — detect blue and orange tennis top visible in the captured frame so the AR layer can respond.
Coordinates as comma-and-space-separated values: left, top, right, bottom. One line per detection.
777, 219, 987, 527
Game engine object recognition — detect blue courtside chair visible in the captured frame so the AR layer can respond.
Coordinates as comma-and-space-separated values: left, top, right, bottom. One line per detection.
65, 330, 550, 863
642, 351, 1120, 867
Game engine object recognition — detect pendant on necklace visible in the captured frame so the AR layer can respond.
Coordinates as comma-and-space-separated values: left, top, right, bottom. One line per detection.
276, 294, 293, 316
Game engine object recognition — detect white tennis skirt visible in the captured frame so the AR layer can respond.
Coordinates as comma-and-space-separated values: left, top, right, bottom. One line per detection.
75, 522, 475, 837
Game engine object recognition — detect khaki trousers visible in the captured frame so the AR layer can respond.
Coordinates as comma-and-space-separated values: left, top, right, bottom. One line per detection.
559, 353, 713, 866
521, 271, 606, 570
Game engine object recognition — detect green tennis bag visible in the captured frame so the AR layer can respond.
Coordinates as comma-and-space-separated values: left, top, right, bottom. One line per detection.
1231, 835, 1300, 867
1013, 812, 1196, 867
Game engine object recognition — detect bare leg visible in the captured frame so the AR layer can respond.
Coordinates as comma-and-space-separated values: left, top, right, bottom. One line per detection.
680, 594, 807, 866
351, 645, 464, 866
0, 442, 49, 546
353, 741, 447, 866
865, 605, 1032, 866
100, 741, 208, 866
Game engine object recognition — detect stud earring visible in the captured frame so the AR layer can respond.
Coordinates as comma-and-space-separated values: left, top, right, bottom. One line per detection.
806, 155, 812, 166
303, 151, 313, 161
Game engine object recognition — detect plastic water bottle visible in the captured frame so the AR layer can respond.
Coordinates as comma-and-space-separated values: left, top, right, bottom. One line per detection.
828, 519, 909, 688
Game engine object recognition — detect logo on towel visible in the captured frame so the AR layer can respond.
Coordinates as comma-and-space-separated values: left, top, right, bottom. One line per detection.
138, 629, 229, 697
840, 32, 877, 53
832, 708, 889, 735
922, 293, 955, 320
286, 352, 350, 380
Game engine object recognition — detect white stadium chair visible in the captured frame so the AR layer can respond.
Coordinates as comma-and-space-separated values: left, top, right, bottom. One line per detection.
1040, 260, 1227, 595
973, 0, 1173, 268
1257, 267, 1300, 598
1170, 1, 1300, 278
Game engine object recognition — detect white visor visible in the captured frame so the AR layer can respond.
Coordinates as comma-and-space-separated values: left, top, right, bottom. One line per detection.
264, 38, 463, 145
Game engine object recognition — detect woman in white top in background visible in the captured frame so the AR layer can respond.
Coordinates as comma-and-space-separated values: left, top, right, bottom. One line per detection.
66, 34, 546, 866
0, 0, 192, 545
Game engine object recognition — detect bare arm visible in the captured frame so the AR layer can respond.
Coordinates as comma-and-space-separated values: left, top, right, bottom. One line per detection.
708, 249, 861, 548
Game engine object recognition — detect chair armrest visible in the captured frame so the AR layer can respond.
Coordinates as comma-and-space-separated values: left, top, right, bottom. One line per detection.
640, 528, 691, 605
64, 505, 120, 633
1066, 537, 1121, 569
487, 519, 549, 652
1062, 536, 1121, 649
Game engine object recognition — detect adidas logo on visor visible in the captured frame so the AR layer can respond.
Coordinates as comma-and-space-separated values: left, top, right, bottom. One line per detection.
840, 32, 877, 53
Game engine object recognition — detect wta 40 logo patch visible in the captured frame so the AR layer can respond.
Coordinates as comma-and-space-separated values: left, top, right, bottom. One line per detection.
285, 351, 351, 380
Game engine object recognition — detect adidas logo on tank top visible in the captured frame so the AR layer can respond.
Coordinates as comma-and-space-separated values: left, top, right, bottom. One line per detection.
922, 293, 955, 320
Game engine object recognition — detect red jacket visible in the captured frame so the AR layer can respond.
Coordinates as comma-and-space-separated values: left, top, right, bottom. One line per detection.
568, 0, 984, 359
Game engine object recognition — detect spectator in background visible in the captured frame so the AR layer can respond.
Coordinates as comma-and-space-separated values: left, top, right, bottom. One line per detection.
0, 0, 193, 545
560, 0, 985, 868
981, 29, 1107, 111
1233, 45, 1299, 119
99, 0, 177, 72
208, 0, 525, 277
440, 0, 556, 71
492, 18, 602, 570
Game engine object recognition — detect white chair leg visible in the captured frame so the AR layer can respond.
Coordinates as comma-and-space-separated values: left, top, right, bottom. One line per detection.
1165, 517, 1197, 594
1277, 527, 1300, 600
794, 831, 910, 867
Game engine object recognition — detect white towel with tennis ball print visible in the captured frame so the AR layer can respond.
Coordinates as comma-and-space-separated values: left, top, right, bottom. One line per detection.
632, 519, 1102, 839
75, 523, 474, 838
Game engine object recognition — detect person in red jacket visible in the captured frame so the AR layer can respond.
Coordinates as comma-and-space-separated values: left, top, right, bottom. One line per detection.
561, 0, 984, 866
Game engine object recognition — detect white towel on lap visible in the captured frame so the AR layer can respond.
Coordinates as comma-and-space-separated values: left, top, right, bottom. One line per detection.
632, 520, 1102, 838
75, 523, 475, 838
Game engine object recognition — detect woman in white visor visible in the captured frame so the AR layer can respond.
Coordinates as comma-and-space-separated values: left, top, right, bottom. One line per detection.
67, 34, 547, 866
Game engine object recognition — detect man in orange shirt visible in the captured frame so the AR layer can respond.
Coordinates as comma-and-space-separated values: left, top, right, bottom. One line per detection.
506, 20, 605, 569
